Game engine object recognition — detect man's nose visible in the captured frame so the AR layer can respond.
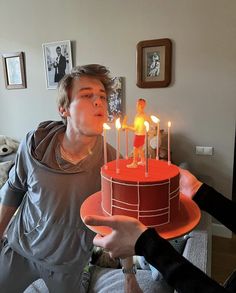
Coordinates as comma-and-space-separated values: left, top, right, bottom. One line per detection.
93, 95, 103, 107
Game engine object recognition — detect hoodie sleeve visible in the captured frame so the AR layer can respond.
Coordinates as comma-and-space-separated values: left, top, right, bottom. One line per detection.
0, 137, 28, 207
135, 228, 228, 293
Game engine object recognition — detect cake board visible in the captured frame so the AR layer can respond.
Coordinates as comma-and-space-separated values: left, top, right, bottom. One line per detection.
81, 191, 201, 240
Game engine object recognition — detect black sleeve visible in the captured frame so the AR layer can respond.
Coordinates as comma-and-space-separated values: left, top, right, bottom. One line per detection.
193, 183, 236, 233
135, 228, 229, 293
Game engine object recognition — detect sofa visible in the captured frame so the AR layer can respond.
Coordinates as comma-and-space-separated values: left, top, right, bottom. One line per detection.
23, 212, 212, 293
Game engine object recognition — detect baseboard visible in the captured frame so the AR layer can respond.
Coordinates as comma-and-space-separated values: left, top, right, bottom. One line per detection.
212, 223, 232, 238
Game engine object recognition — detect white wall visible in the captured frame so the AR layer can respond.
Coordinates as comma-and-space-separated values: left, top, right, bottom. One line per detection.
0, 0, 235, 201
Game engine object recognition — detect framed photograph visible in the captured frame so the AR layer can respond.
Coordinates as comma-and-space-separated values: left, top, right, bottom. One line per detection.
108, 77, 125, 122
136, 38, 172, 88
42, 40, 72, 89
2, 52, 26, 89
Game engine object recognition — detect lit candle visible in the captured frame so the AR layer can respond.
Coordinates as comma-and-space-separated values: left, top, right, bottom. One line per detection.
122, 115, 129, 160
115, 118, 121, 173
125, 129, 129, 159
168, 121, 171, 165
103, 123, 111, 169
151, 115, 160, 160
144, 121, 149, 177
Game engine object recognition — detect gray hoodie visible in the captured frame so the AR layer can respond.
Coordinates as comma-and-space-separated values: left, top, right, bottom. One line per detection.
0, 121, 116, 274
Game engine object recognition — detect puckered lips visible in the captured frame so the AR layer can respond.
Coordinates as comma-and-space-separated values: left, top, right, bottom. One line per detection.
94, 111, 105, 118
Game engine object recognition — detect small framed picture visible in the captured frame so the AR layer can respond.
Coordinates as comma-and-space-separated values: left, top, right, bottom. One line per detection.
108, 77, 125, 122
136, 38, 172, 88
42, 40, 73, 89
2, 52, 26, 89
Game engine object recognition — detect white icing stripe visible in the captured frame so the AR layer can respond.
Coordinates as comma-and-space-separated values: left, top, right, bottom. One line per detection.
140, 207, 169, 213
170, 187, 179, 195
112, 198, 169, 213
139, 212, 169, 217
111, 204, 169, 215
101, 203, 171, 227
102, 206, 169, 228
170, 192, 179, 199
102, 174, 169, 187
113, 199, 138, 206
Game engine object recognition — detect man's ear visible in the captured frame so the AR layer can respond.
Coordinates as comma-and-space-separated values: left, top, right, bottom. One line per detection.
59, 106, 69, 118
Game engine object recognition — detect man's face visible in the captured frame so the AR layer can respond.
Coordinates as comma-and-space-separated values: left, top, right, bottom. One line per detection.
56, 48, 61, 56
65, 76, 108, 136
136, 101, 145, 114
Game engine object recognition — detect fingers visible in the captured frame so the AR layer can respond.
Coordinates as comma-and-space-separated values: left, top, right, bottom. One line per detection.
84, 215, 117, 229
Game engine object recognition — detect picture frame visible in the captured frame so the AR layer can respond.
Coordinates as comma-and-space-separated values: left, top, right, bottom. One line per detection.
108, 77, 125, 122
136, 38, 172, 88
2, 52, 26, 89
42, 40, 73, 89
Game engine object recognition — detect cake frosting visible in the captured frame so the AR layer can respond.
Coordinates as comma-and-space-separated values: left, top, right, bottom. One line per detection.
101, 159, 180, 228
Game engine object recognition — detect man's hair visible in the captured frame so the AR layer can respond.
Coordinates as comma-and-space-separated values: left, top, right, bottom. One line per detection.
138, 98, 146, 106
57, 64, 114, 124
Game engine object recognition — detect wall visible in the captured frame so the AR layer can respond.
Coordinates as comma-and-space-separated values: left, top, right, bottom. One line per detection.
0, 0, 235, 203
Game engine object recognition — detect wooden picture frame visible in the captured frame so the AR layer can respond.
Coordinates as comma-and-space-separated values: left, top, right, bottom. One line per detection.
2, 52, 26, 89
137, 38, 172, 88
42, 40, 73, 89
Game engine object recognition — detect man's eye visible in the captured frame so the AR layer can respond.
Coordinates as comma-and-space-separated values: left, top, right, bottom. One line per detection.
101, 95, 107, 100
81, 94, 92, 99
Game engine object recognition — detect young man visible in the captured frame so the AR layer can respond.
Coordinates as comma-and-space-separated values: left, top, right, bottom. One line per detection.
85, 169, 236, 293
122, 98, 150, 168
0, 64, 117, 293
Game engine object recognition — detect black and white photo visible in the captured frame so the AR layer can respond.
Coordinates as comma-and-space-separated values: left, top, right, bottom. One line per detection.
108, 77, 124, 122
42, 40, 72, 89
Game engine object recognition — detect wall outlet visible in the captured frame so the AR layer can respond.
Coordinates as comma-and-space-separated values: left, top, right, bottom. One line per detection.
195, 146, 214, 156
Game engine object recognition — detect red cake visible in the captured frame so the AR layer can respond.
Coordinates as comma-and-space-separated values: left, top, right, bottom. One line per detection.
101, 159, 180, 228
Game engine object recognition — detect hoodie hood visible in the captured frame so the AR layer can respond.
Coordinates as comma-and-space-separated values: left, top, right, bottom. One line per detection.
31, 120, 65, 169
30, 120, 105, 172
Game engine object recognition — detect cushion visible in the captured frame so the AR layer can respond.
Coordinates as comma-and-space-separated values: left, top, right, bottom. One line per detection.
0, 161, 13, 189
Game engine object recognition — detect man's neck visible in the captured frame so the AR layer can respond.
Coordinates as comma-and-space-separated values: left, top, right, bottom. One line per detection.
59, 131, 97, 158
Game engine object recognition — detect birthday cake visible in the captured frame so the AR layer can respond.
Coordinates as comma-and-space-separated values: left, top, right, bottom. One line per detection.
101, 159, 180, 228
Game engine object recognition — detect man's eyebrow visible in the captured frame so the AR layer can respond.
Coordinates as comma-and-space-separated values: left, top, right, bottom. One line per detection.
79, 87, 106, 93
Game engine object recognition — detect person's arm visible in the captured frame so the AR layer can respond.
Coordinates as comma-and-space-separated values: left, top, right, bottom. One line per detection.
121, 257, 143, 293
0, 138, 28, 239
85, 215, 228, 292
0, 204, 17, 238
135, 228, 228, 293
193, 183, 236, 233
179, 168, 236, 233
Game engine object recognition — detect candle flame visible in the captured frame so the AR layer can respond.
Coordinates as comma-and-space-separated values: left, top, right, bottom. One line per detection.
103, 123, 111, 130
151, 115, 160, 124
144, 121, 150, 132
115, 118, 121, 129
168, 121, 171, 128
